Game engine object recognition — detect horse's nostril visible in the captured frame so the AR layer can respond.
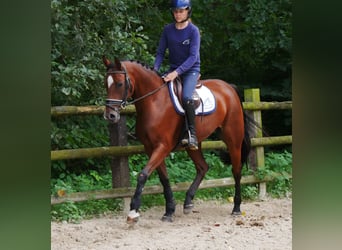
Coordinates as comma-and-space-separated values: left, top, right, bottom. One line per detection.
107, 111, 120, 122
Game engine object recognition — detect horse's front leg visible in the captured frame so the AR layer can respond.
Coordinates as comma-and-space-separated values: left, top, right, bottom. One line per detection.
127, 146, 169, 223
126, 168, 148, 223
157, 162, 176, 222
183, 146, 209, 214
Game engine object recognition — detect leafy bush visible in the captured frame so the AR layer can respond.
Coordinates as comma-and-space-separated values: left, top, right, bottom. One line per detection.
51, 168, 120, 223
51, 115, 111, 179
51, 0, 155, 106
255, 150, 292, 197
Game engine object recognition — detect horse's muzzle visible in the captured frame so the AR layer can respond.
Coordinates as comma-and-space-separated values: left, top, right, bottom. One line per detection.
103, 110, 121, 123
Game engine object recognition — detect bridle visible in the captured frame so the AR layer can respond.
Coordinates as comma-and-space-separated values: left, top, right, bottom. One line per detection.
105, 65, 131, 111
105, 64, 168, 112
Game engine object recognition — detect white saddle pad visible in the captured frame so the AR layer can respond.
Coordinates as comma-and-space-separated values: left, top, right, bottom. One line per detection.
168, 81, 216, 115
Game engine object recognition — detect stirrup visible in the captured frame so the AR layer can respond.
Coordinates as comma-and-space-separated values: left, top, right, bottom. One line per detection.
181, 136, 189, 145
181, 130, 191, 146
188, 135, 198, 150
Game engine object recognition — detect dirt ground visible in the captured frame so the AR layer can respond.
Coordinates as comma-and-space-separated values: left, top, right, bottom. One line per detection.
51, 197, 292, 250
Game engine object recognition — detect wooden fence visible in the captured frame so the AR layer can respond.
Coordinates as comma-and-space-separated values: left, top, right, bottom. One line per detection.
51, 88, 292, 205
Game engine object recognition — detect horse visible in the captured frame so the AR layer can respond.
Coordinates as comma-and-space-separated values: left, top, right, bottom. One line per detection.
102, 56, 253, 223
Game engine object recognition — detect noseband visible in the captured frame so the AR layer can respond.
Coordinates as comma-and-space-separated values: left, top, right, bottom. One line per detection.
105, 65, 131, 111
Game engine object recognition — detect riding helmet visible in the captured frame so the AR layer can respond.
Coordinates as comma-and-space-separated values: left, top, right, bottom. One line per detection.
170, 0, 192, 20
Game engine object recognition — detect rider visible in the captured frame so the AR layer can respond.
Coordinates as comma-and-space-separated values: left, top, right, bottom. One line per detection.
153, 0, 200, 150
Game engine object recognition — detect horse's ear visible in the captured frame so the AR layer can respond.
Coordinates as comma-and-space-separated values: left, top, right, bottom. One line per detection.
102, 55, 111, 67
114, 58, 122, 70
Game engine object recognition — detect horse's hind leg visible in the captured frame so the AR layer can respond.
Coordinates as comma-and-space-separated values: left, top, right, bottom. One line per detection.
183, 144, 209, 214
222, 130, 244, 215
156, 161, 176, 222
230, 151, 243, 215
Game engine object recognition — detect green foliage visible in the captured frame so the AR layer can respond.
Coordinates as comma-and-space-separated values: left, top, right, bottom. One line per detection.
51, 0, 292, 106
51, 170, 112, 195
51, 0, 154, 106
51, 168, 120, 222
191, 0, 292, 101
51, 116, 109, 150
51, 150, 292, 221
255, 150, 292, 197
51, 201, 84, 223
51, 115, 111, 179
51, 199, 123, 223
50, 0, 157, 180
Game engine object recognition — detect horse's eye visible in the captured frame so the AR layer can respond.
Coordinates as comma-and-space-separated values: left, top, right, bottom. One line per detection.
117, 82, 123, 88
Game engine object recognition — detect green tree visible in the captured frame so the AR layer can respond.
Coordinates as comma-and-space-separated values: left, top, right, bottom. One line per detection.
51, 0, 154, 106
51, 0, 155, 178
191, 0, 292, 100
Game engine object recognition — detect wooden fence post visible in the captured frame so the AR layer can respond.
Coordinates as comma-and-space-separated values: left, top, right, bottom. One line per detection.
244, 89, 266, 200
108, 115, 131, 211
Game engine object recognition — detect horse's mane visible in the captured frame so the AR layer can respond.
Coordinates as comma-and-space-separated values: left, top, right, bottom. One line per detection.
114, 59, 150, 70
106, 59, 152, 70
128, 60, 152, 70
122, 59, 163, 77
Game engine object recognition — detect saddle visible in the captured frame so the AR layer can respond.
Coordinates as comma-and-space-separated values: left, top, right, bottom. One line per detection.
172, 75, 202, 109
168, 76, 216, 116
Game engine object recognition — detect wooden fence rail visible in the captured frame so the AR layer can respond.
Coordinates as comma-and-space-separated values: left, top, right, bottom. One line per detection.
51, 88, 292, 205
51, 173, 291, 205
51, 101, 292, 117
51, 136, 292, 161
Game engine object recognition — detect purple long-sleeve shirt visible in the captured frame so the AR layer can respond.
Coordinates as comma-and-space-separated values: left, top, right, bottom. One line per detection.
153, 22, 200, 75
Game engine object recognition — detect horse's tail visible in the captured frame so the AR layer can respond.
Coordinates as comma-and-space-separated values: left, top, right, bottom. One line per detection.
241, 111, 252, 165
219, 84, 262, 168
230, 84, 255, 166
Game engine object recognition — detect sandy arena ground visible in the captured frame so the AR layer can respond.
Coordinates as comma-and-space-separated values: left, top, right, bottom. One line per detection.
51, 197, 292, 250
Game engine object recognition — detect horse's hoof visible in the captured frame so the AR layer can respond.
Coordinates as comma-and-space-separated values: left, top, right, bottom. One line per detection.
161, 214, 174, 222
183, 203, 194, 214
127, 210, 140, 224
126, 216, 139, 224
231, 211, 242, 216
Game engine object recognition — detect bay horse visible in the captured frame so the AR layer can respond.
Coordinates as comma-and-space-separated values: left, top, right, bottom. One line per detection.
102, 56, 253, 223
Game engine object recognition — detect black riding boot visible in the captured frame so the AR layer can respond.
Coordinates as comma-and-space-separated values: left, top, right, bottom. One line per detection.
182, 100, 198, 150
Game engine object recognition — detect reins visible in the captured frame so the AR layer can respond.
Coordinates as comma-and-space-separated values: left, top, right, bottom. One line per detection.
127, 82, 168, 106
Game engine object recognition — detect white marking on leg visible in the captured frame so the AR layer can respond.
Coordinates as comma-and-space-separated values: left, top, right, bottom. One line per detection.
128, 210, 140, 219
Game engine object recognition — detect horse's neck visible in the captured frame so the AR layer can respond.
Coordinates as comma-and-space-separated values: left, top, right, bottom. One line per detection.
130, 67, 165, 100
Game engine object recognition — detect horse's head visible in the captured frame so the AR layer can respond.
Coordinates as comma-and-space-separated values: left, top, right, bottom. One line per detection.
102, 56, 133, 123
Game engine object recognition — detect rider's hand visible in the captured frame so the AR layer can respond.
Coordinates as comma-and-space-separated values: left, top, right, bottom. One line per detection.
163, 71, 178, 82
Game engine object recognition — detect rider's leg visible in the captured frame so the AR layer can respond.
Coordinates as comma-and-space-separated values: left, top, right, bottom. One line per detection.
181, 71, 199, 150
183, 99, 198, 150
